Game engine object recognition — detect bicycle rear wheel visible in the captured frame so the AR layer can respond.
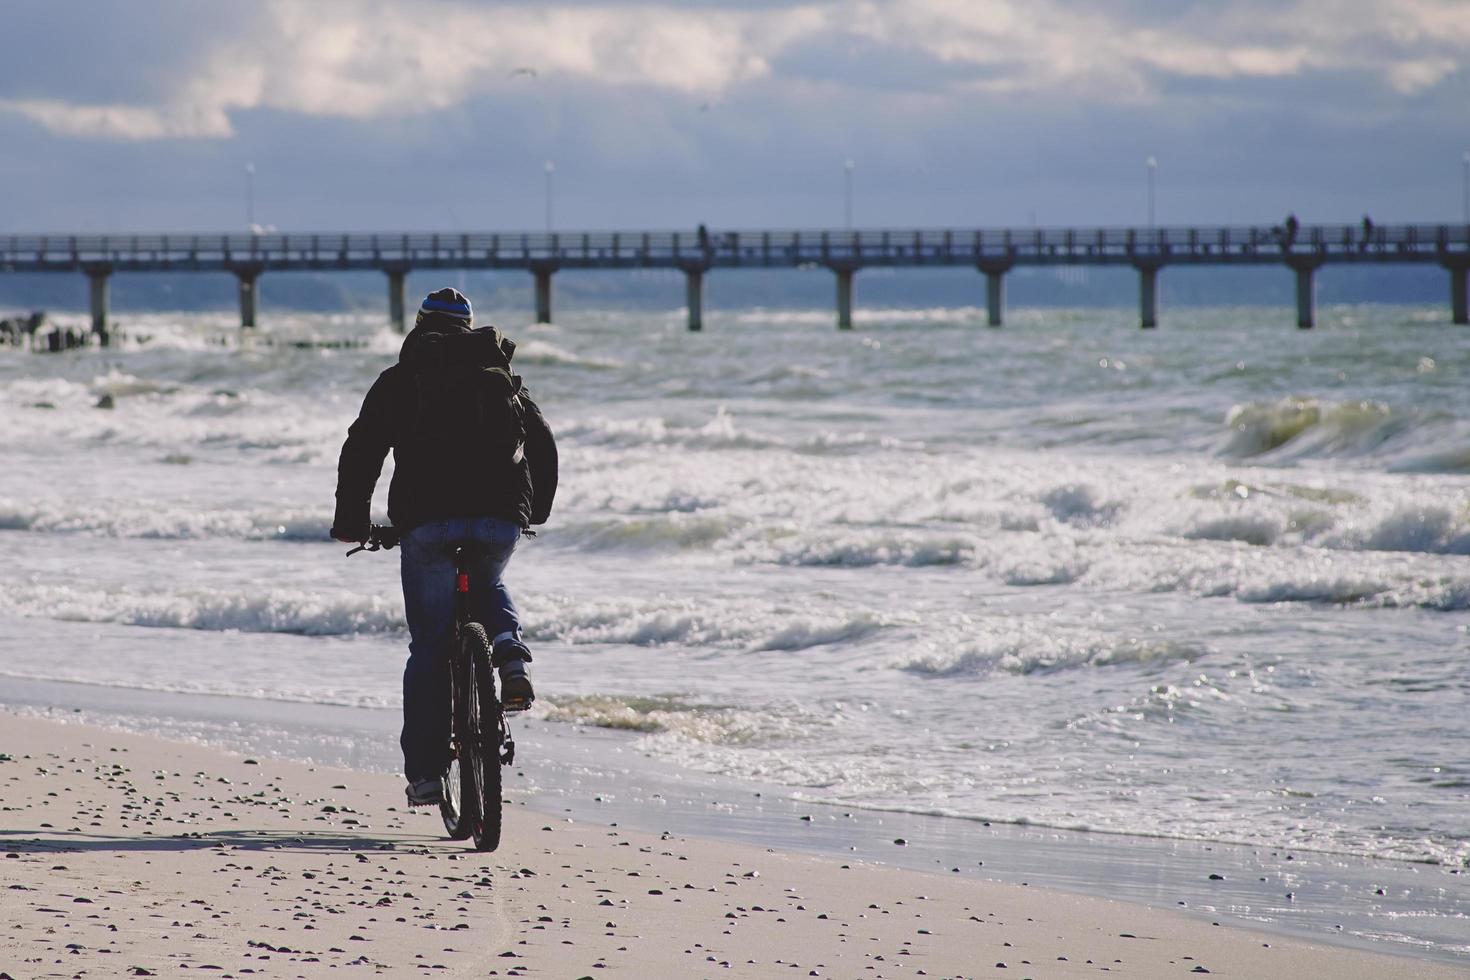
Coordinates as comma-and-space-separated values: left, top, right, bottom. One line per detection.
461, 622, 503, 852
440, 635, 476, 840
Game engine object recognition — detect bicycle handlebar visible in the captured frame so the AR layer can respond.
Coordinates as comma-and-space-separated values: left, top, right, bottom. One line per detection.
345, 524, 400, 556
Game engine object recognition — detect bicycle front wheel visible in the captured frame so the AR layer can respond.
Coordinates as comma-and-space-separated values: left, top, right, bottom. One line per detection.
461, 622, 503, 853
441, 630, 477, 841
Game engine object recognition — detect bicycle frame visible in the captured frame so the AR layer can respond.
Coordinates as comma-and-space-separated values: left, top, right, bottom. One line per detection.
452, 550, 476, 635
452, 545, 516, 765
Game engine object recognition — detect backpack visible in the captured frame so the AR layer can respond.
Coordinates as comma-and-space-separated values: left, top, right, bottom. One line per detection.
403, 326, 525, 464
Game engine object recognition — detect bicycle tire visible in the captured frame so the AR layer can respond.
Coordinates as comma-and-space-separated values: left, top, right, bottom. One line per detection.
461, 622, 504, 852
440, 637, 476, 840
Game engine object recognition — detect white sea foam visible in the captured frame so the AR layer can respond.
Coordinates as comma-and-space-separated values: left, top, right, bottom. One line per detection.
0, 583, 403, 635
1039, 483, 1120, 526
3, 306, 1469, 874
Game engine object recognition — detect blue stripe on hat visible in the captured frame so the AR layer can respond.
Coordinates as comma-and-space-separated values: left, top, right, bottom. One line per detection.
421, 297, 472, 316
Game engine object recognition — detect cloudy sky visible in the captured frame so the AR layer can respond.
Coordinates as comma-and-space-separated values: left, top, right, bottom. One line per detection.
2, 0, 1468, 233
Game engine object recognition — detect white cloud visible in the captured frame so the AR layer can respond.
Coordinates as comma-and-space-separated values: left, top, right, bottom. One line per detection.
0, 98, 234, 140
0, 0, 825, 139
2, 0, 1465, 140
848, 0, 1467, 100
1384, 57, 1458, 94
1131, 38, 1313, 82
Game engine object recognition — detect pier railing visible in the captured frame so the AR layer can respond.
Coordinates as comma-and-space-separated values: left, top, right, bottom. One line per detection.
4, 223, 1469, 272
3, 222, 1468, 332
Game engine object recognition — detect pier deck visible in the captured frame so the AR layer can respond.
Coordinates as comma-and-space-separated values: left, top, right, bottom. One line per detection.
3, 223, 1467, 333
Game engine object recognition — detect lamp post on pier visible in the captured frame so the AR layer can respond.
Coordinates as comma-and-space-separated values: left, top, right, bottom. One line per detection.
1462, 151, 1469, 225
244, 162, 256, 233
1146, 156, 1157, 230
843, 158, 855, 230
544, 160, 555, 233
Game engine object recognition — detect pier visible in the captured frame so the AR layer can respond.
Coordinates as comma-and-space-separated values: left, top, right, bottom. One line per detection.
3, 223, 1468, 334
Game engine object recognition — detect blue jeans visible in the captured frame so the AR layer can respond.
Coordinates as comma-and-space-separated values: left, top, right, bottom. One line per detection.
399, 517, 521, 780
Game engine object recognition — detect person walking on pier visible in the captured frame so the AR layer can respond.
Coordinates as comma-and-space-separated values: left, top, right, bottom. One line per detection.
331, 287, 558, 806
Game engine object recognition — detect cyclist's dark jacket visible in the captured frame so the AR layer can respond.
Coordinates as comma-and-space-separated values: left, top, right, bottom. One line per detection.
333, 319, 558, 535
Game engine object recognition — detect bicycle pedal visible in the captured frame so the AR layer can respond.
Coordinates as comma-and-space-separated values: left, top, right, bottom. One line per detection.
405, 778, 445, 807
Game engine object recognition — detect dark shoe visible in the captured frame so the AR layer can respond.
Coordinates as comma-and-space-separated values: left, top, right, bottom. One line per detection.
405, 776, 445, 807
499, 660, 535, 712
493, 641, 535, 712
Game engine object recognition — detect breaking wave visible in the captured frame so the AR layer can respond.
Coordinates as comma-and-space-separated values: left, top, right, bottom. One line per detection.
898, 630, 1206, 677
1222, 397, 1394, 457
1218, 396, 1470, 470
771, 530, 975, 567
558, 408, 774, 451
553, 514, 741, 551
0, 500, 333, 542
511, 338, 621, 370
0, 584, 402, 635
523, 595, 893, 651
536, 693, 811, 744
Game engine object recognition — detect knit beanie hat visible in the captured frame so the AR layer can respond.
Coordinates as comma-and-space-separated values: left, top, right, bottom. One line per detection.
415, 287, 473, 329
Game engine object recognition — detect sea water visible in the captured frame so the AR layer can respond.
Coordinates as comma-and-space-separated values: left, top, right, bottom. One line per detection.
1, 304, 1467, 880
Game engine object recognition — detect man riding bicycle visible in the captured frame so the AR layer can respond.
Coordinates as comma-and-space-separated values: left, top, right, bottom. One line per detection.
331, 287, 558, 806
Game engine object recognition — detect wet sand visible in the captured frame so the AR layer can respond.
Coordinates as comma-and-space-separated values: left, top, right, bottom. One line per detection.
0, 713, 1461, 979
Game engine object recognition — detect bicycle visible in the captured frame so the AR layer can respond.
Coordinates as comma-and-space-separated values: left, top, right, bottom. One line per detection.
348, 524, 515, 852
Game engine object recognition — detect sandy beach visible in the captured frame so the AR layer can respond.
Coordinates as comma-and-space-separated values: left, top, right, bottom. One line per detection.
0, 712, 1460, 979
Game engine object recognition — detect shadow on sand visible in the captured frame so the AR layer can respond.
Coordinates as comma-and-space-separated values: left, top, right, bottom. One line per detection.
0, 826, 450, 856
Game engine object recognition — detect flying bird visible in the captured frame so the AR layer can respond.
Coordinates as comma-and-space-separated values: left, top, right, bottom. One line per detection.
509, 67, 538, 79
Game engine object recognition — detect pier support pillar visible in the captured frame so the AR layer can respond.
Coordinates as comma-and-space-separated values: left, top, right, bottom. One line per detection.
684, 266, 706, 332
1295, 266, 1313, 329
233, 265, 263, 329
531, 262, 557, 324
1288, 258, 1324, 330
385, 264, 409, 333
1134, 261, 1162, 329
977, 260, 1012, 327
833, 265, 857, 330
85, 264, 111, 343
1444, 260, 1469, 325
